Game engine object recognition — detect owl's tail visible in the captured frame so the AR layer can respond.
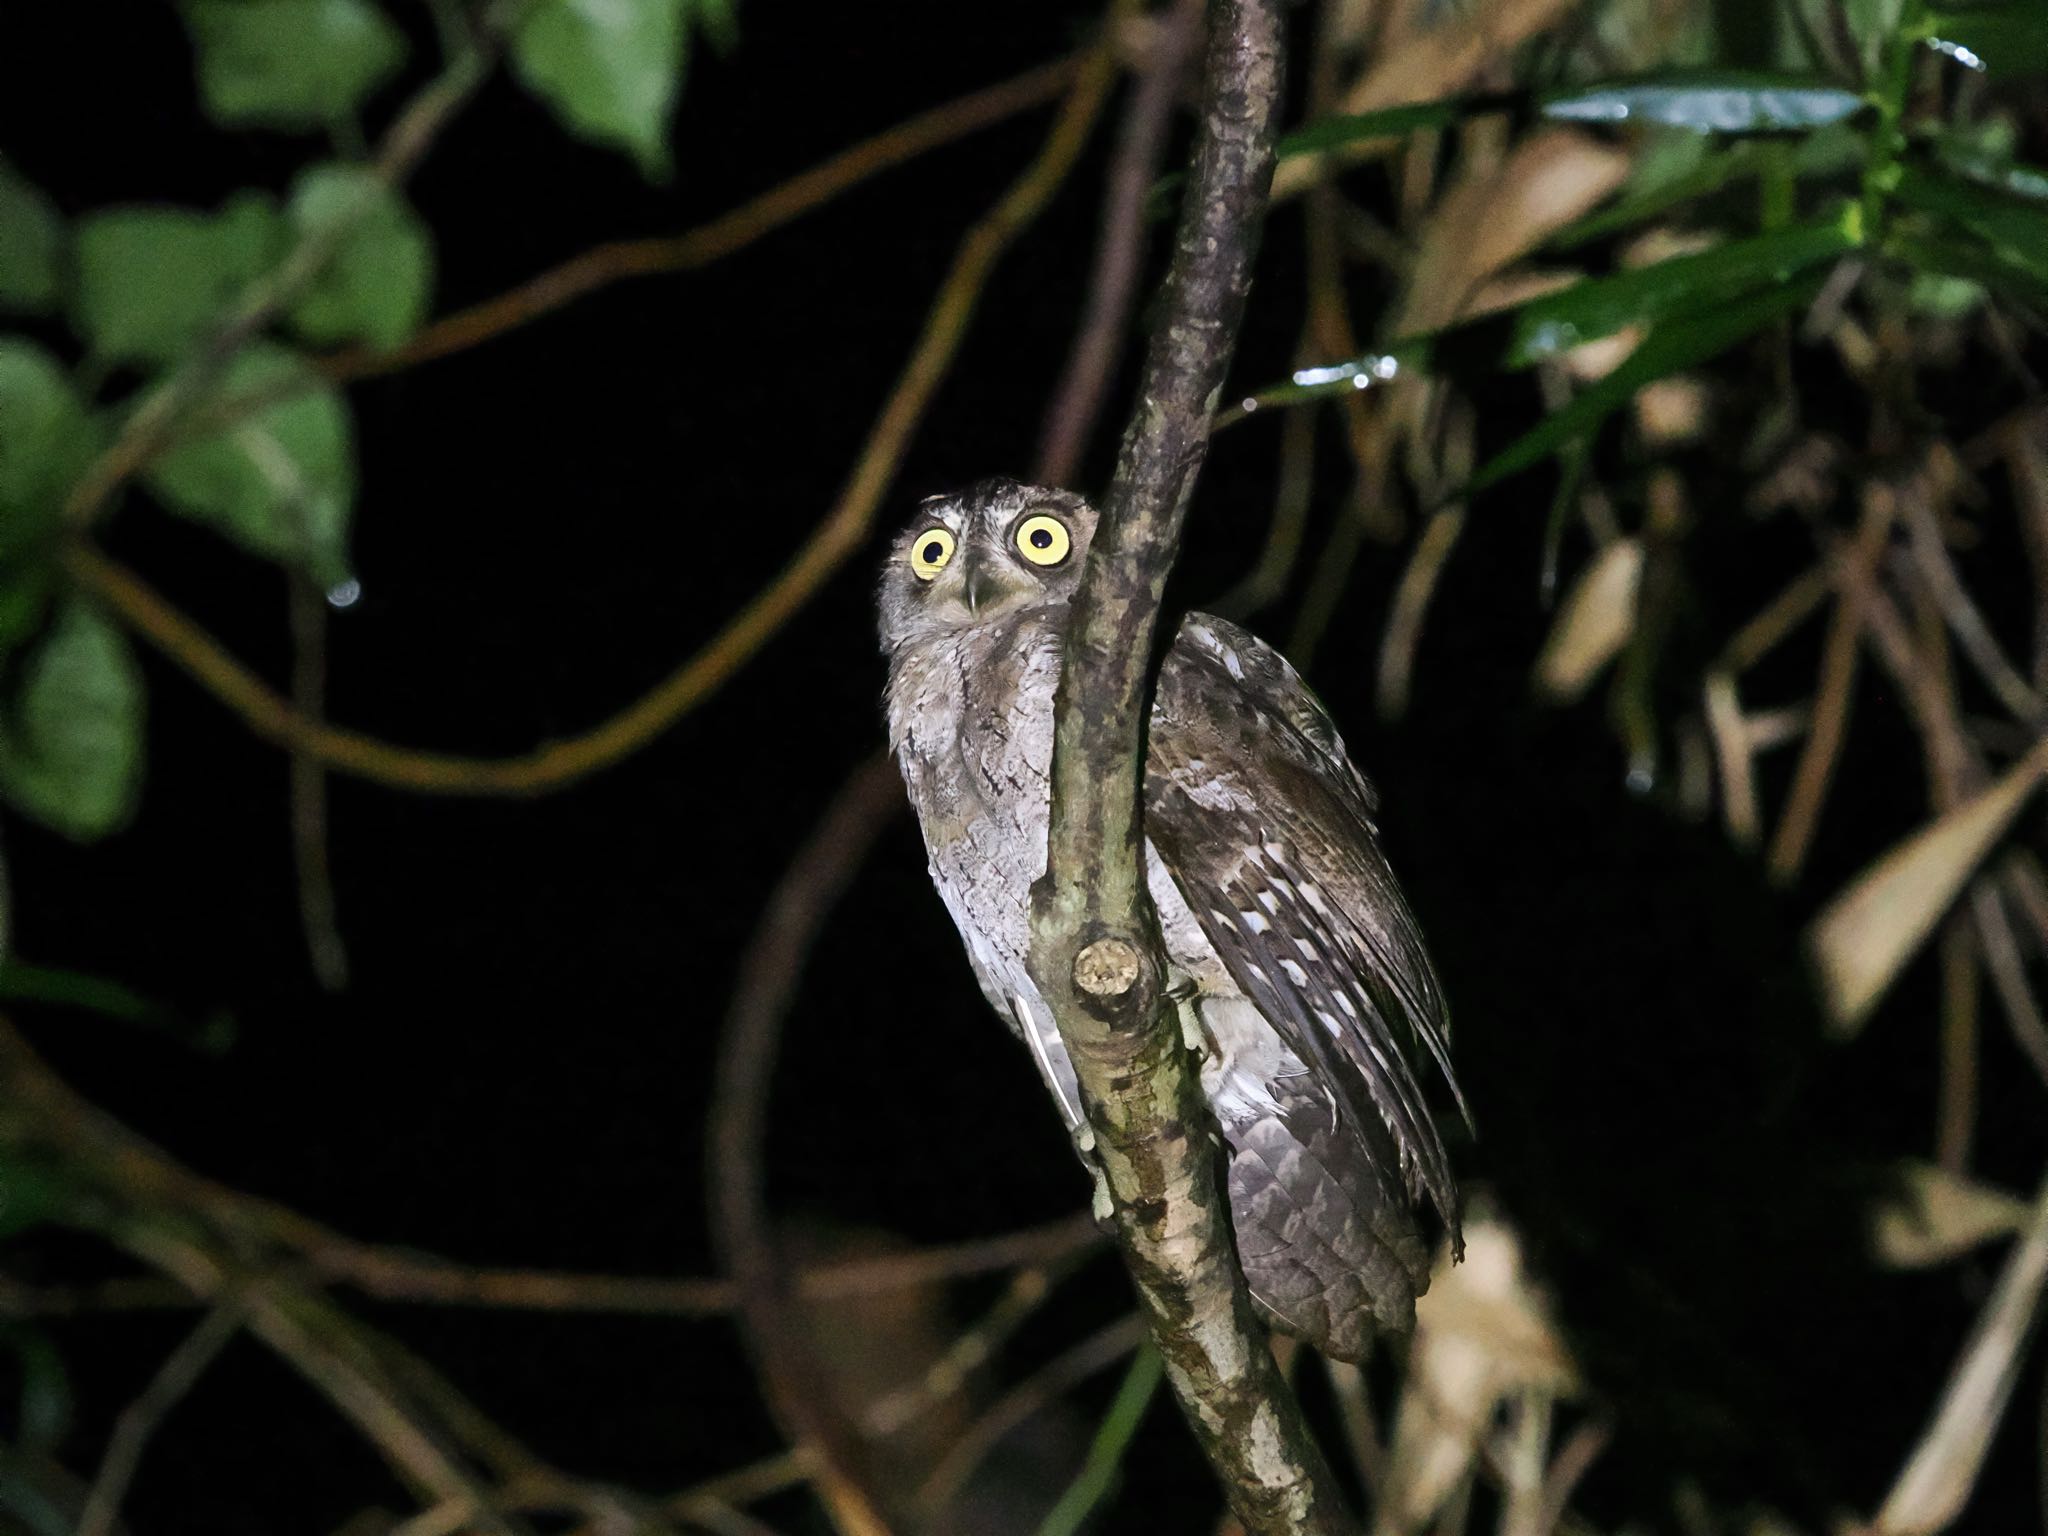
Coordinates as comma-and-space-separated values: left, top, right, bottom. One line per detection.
1224, 1082, 1433, 1362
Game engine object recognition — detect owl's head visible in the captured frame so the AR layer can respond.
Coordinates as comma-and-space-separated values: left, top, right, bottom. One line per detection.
877, 478, 1098, 650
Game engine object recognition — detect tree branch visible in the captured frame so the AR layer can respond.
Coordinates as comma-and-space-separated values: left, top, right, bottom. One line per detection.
1028, 2, 1359, 1531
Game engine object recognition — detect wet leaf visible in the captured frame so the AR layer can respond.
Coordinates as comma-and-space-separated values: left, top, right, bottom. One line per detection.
0, 163, 62, 313
1543, 72, 1866, 133
73, 195, 284, 366
1536, 538, 1644, 701
1925, 4, 2048, 79
1810, 739, 2048, 1033
183, 0, 407, 128
1458, 211, 1858, 370
0, 599, 144, 842
512, 0, 690, 177
284, 165, 433, 350
144, 343, 355, 582
1467, 275, 1824, 492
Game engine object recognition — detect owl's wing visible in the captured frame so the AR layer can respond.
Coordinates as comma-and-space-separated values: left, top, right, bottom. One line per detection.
1145, 613, 1468, 1242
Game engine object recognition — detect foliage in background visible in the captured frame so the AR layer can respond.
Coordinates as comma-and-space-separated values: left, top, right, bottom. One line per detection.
0, 0, 2046, 1532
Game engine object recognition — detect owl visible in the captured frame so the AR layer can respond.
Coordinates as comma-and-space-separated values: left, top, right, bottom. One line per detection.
879, 478, 1467, 1360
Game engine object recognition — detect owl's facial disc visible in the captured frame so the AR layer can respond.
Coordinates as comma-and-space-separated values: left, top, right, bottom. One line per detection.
879, 480, 1096, 650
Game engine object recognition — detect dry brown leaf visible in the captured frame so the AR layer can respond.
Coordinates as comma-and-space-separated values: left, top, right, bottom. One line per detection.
1810, 738, 2048, 1033
1873, 1162, 2034, 1270
1874, 1171, 2048, 1534
1394, 129, 1632, 338
1274, 0, 1583, 200
1379, 1219, 1577, 1535
1535, 538, 1644, 702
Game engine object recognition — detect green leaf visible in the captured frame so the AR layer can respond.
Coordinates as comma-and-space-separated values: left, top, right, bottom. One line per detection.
512, 0, 689, 176
284, 165, 433, 350
1542, 72, 1866, 133
73, 195, 284, 366
0, 598, 144, 842
0, 163, 63, 313
1279, 95, 1501, 158
1894, 161, 2048, 284
0, 1324, 70, 1449
1926, 4, 2048, 78
0, 341, 100, 561
183, 0, 407, 128
1548, 141, 1764, 248
1467, 275, 1826, 493
1447, 209, 1858, 371
144, 343, 355, 581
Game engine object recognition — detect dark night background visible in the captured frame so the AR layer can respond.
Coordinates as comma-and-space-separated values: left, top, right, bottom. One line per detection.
1, 2, 2044, 1532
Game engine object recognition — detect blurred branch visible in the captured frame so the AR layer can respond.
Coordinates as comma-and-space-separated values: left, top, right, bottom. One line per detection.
78, 1303, 243, 1536
1029, 0, 1359, 1530
287, 573, 349, 992
68, 19, 1126, 800
1035, 0, 1200, 486
708, 754, 908, 1536
1767, 484, 1898, 882
913, 1313, 1149, 1519
328, 56, 1081, 380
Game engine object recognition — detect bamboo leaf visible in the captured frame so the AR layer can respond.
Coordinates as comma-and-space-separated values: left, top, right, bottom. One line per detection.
1466, 275, 1825, 493
1925, 4, 2048, 78
1542, 72, 1866, 133
1475, 211, 1857, 370
1809, 739, 2048, 1033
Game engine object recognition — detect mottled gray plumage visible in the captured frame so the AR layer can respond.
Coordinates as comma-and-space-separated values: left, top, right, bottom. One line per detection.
879, 478, 1466, 1359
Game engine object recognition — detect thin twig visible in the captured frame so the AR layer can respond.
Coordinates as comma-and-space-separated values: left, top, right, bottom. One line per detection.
1896, 500, 2045, 726
913, 1313, 1149, 1518
1767, 485, 1898, 882
71, 24, 1123, 802
78, 1304, 244, 1536
288, 573, 349, 991
1035, 0, 1200, 486
707, 755, 909, 1536
331, 57, 1078, 381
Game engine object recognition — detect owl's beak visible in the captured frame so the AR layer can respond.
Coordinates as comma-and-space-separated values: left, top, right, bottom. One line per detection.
964, 562, 1001, 616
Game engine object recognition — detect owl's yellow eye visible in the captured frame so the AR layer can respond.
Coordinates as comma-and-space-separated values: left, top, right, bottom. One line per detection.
910, 528, 955, 582
1015, 514, 1071, 566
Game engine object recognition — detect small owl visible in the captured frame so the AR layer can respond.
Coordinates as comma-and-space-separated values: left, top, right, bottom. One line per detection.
879, 478, 1467, 1359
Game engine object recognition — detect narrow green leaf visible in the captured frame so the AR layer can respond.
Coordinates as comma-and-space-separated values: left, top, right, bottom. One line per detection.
1895, 161, 2048, 284
1548, 141, 1764, 249
1467, 275, 1825, 493
73, 195, 284, 367
144, 343, 355, 582
0, 341, 100, 560
1279, 95, 1500, 158
285, 165, 433, 350
0, 163, 62, 313
0, 599, 144, 842
1886, 230, 2048, 317
1926, 4, 2048, 78
512, 0, 689, 177
1035, 1344, 1163, 1536
1451, 210, 1857, 370
0, 1324, 70, 1448
183, 0, 407, 128
1542, 71, 1866, 133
